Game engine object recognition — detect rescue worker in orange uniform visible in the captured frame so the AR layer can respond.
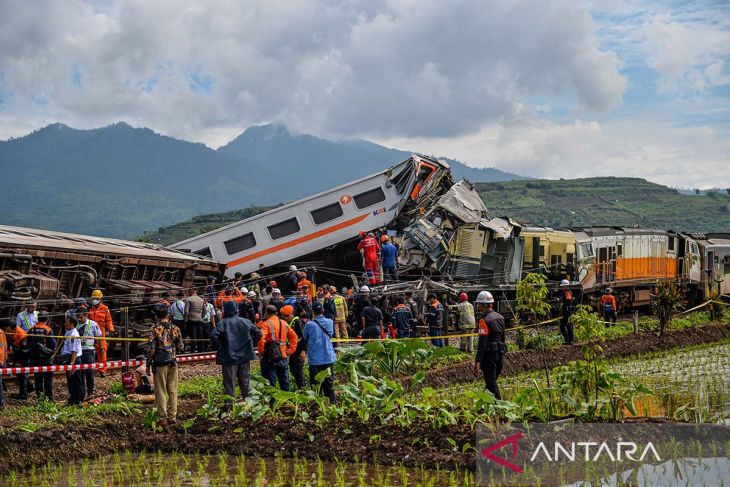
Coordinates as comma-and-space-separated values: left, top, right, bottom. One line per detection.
257, 305, 298, 391
599, 288, 618, 325
88, 290, 114, 375
0, 321, 30, 400
297, 272, 313, 302
357, 232, 381, 286
473, 291, 506, 400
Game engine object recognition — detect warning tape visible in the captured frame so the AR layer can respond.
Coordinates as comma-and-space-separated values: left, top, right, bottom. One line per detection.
0, 353, 217, 376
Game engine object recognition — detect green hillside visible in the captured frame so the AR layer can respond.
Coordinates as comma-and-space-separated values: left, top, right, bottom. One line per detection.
140, 206, 276, 246
476, 177, 730, 232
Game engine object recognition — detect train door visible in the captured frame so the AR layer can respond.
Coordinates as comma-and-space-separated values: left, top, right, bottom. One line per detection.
597, 247, 608, 284
688, 241, 701, 282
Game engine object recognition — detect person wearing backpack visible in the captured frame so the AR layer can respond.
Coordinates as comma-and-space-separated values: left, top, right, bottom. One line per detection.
304, 301, 336, 403
257, 305, 297, 391
27, 310, 57, 401
146, 304, 185, 427
211, 301, 262, 410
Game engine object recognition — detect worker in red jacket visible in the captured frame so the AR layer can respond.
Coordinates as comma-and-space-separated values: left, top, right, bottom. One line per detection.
357, 232, 381, 286
88, 290, 114, 375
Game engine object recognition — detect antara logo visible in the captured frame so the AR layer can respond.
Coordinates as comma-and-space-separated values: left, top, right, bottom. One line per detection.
372, 207, 386, 216
480, 433, 662, 474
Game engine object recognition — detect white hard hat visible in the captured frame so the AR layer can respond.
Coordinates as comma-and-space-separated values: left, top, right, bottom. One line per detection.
475, 290, 494, 304
289, 265, 298, 271
272, 288, 281, 294
560, 279, 570, 287
239, 287, 249, 294
360, 285, 370, 292
247, 291, 256, 298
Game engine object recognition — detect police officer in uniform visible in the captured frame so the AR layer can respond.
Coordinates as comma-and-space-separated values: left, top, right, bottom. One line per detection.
473, 291, 507, 400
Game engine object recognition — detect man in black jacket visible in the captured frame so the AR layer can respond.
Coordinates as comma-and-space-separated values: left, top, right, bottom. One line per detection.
211, 301, 262, 409
473, 290, 507, 400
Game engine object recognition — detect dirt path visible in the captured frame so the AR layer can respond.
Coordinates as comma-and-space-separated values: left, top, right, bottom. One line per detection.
413, 322, 730, 390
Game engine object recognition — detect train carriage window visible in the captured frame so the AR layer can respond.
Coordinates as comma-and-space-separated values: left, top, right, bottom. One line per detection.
617, 244, 623, 257
354, 187, 386, 209
668, 237, 675, 251
268, 218, 301, 240
539, 245, 545, 257
580, 243, 593, 257
311, 202, 344, 225
193, 247, 212, 258
224, 233, 256, 255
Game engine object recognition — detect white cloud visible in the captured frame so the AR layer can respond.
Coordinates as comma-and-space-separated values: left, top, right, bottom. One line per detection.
644, 12, 730, 93
0, 0, 627, 141
375, 116, 730, 188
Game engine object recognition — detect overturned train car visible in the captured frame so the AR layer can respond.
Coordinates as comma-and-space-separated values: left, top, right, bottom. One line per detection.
0, 225, 223, 352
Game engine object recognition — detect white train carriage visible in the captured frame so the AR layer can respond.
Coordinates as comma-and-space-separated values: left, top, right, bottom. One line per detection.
170, 155, 449, 277
697, 233, 730, 296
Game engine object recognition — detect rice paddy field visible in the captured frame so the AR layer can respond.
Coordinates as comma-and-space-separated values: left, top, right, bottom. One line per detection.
1, 309, 729, 486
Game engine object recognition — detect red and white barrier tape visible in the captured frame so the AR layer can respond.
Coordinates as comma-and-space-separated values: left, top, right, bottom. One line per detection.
0, 353, 217, 376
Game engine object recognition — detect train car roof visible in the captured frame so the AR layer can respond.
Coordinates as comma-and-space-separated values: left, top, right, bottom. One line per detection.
0, 224, 219, 263
172, 153, 447, 248
570, 226, 670, 237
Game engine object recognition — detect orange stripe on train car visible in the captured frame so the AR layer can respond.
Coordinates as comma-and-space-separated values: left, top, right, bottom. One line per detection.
226, 213, 369, 268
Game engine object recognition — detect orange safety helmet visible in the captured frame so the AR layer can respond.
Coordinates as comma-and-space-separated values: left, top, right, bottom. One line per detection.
270, 280, 277, 288
381, 235, 389, 243
459, 292, 468, 302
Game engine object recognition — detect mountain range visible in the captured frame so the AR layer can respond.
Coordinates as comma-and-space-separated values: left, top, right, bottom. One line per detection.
0, 122, 522, 238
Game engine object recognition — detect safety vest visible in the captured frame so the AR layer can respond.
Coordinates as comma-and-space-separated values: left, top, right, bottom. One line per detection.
333, 295, 347, 322
76, 319, 97, 350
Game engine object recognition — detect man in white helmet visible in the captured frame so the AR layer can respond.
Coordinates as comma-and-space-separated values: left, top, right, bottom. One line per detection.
559, 279, 575, 344
473, 290, 506, 400
285, 265, 299, 294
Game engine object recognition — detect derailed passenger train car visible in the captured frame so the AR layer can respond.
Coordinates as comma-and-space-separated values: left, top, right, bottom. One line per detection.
0, 225, 222, 347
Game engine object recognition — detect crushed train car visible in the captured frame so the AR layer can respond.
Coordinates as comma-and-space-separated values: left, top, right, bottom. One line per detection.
170, 155, 525, 290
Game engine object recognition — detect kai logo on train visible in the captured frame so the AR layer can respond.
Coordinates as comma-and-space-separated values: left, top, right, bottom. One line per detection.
340, 195, 352, 205
372, 207, 386, 216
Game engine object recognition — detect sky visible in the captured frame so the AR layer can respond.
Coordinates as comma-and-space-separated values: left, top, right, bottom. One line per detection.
0, 0, 728, 187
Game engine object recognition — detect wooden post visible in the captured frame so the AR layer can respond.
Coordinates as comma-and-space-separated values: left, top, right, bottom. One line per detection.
633, 310, 639, 335
122, 307, 130, 372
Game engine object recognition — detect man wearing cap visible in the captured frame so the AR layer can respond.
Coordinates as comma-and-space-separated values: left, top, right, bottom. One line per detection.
88, 290, 114, 375
16, 301, 37, 332
75, 307, 102, 399
304, 301, 336, 403
474, 291, 506, 400
211, 301, 262, 410
184, 288, 206, 353
559, 279, 575, 344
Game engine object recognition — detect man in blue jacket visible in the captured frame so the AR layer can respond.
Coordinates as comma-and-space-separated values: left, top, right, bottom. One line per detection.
304, 301, 337, 403
380, 235, 398, 282
211, 301, 262, 409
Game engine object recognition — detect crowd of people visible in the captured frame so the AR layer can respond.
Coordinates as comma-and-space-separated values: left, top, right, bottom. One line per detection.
0, 266, 513, 417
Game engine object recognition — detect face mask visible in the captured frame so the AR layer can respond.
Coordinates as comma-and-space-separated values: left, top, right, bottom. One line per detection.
92, 299, 100, 306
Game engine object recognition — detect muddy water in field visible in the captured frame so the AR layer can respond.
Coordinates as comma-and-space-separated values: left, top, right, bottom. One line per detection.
4, 451, 472, 487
